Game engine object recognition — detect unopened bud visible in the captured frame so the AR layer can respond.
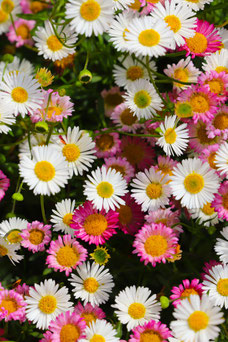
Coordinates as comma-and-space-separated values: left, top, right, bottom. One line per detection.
2, 54, 14, 63
6, 212, 16, 219
12, 193, 24, 201
160, 296, 170, 309
58, 88, 66, 97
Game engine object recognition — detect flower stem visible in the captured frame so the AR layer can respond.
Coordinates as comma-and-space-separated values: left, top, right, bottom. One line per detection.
40, 195, 47, 224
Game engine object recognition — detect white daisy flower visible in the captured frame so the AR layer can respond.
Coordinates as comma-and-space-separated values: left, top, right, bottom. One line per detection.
131, 167, 171, 212
83, 166, 127, 212
152, 0, 197, 48
0, 57, 34, 79
219, 27, 228, 50
202, 49, 228, 74
66, 0, 114, 37
0, 105, 15, 134
156, 115, 189, 156
125, 16, 174, 57
50, 198, 76, 236
188, 202, 219, 227
0, 72, 43, 117
113, 0, 133, 10
0, 217, 28, 244
215, 142, 228, 177
25, 279, 73, 330
19, 133, 54, 158
112, 285, 161, 331
53, 126, 96, 177
19, 145, 70, 196
0, 0, 21, 35
124, 79, 163, 120
214, 227, 228, 264
175, 0, 213, 11
170, 158, 220, 209
69, 262, 114, 306
113, 56, 157, 89
0, 237, 23, 265
34, 21, 77, 62
170, 294, 224, 342
203, 264, 228, 309
80, 319, 119, 342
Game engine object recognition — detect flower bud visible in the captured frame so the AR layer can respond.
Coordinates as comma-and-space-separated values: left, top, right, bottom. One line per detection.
12, 193, 24, 201
2, 54, 14, 63
35, 121, 49, 133
160, 296, 170, 309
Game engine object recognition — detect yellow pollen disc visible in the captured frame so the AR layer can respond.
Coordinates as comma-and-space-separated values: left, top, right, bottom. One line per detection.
180, 288, 198, 299
90, 334, 105, 342
47, 105, 63, 118
83, 277, 99, 293
190, 93, 210, 113
62, 143, 80, 162
184, 173, 204, 194
128, 303, 146, 319
207, 152, 217, 169
120, 108, 137, 126
188, 311, 209, 331
46, 35, 63, 52
30, 1, 48, 13
1, 0, 14, 13
222, 194, 228, 210
186, 33, 208, 54
28, 229, 44, 245
201, 202, 215, 216
122, 143, 144, 166
0, 9, 8, 23
207, 79, 224, 94
82, 312, 97, 326
84, 213, 108, 236
138, 29, 160, 47
109, 164, 125, 177
117, 205, 133, 225
129, 0, 141, 10
16, 24, 30, 39
164, 15, 181, 33
39, 295, 57, 314
126, 66, 144, 81
96, 181, 114, 199
63, 213, 73, 226
96, 134, 114, 152
56, 246, 79, 267
60, 323, 80, 342
11, 87, 28, 103
104, 93, 123, 107
134, 90, 151, 108
213, 113, 228, 130
0, 245, 8, 257
164, 127, 177, 144
174, 68, 189, 83
80, 0, 101, 21
144, 235, 168, 257
146, 183, 162, 199
217, 278, 228, 296
140, 330, 161, 342
6, 229, 22, 244
215, 66, 228, 74
0, 298, 18, 314
147, 0, 160, 3
34, 161, 55, 182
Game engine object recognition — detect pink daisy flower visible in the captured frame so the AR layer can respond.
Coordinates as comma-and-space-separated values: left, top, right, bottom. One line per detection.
181, 19, 222, 58
74, 301, 106, 326
199, 144, 224, 176
133, 223, 178, 267
145, 208, 183, 236
0, 289, 26, 322
129, 319, 171, 342
94, 129, 121, 158
40, 331, 53, 342
14, 283, 30, 297
198, 71, 228, 103
201, 260, 222, 281
0, 170, 10, 202
20, 0, 50, 14
116, 193, 144, 235
101, 87, 124, 117
155, 155, 178, 177
110, 103, 141, 133
48, 311, 86, 341
104, 156, 135, 182
212, 181, 228, 220
170, 279, 203, 307
7, 19, 35, 47
46, 235, 88, 276
70, 201, 119, 245
206, 105, 228, 139
178, 85, 218, 124
20, 221, 51, 253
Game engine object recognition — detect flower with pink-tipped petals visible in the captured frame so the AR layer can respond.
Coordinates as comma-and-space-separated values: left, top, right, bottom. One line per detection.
170, 279, 203, 307
104, 156, 135, 183
20, 221, 51, 253
129, 319, 172, 342
212, 181, 228, 220
74, 301, 106, 327
94, 129, 121, 158
0, 289, 26, 322
7, 19, 35, 47
0, 170, 10, 201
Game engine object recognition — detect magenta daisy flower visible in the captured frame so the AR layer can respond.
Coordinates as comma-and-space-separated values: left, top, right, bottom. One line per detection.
0, 289, 26, 322
40, 331, 53, 342
199, 144, 222, 175
48, 311, 86, 341
104, 156, 135, 183
116, 193, 144, 235
133, 223, 178, 267
74, 301, 106, 327
170, 279, 203, 307
145, 208, 183, 236
198, 71, 228, 103
212, 181, 228, 220
14, 283, 30, 297
201, 260, 222, 281
0, 170, 10, 201
181, 19, 222, 58
94, 129, 121, 158
7, 19, 35, 47
20, 220, 51, 253
70, 201, 119, 245
129, 319, 172, 342
46, 235, 88, 276
101, 87, 124, 117
206, 105, 228, 139
110, 103, 141, 133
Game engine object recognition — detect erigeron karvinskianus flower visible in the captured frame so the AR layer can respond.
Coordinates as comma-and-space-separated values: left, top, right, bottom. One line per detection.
79, 319, 120, 342
50, 198, 76, 236
0, 217, 28, 245
214, 227, 228, 264
0, 236, 23, 265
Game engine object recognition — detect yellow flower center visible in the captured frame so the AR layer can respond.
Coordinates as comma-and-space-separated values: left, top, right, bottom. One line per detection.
201, 202, 215, 216
188, 311, 209, 331
47, 105, 63, 118
213, 113, 228, 130
62, 144, 80, 162
217, 278, 228, 296
207, 79, 224, 94
190, 93, 210, 113
134, 90, 151, 108
60, 324, 80, 342
96, 182, 114, 198
128, 303, 146, 319
164, 128, 177, 144
186, 33, 208, 54
34, 161, 55, 182
120, 108, 137, 126
0, 245, 8, 257
180, 288, 198, 299
0, 9, 8, 23
56, 246, 79, 267
184, 173, 204, 194
46, 35, 63, 52
215, 66, 228, 74
39, 295, 57, 314
11, 87, 28, 103
16, 24, 30, 39
122, 143, 144, 166
83, 213, 108, 235
28, 229, 44, 245
140, 330, 161, 342
109, 164, 125, 177
117, 204, 133, 225
82, 312, 97, 326
164, 15, 181, 33
63, 213, 73, 226
30, 1, 48, 13
0, 298, 18, 314
80, 0, 101, 21
146, 183, 162, 199
207, 152, 217, 169
144, 235, 168, 257
126, 66, 144, 81
1, 0, 14, 13
174, 68, 189, 83
6, 229, 22, 244
129, 0, 141, 10
83, 277, 99, 293
90, 334, 105, 342
96, 134, 114, 152
138, 29, 160, 47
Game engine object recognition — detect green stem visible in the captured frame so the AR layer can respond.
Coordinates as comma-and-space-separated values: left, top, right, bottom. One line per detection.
146, 56, 167, 106
46, 124, 54, 145
10, 13, 16, 34
40, 195, 47, 224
